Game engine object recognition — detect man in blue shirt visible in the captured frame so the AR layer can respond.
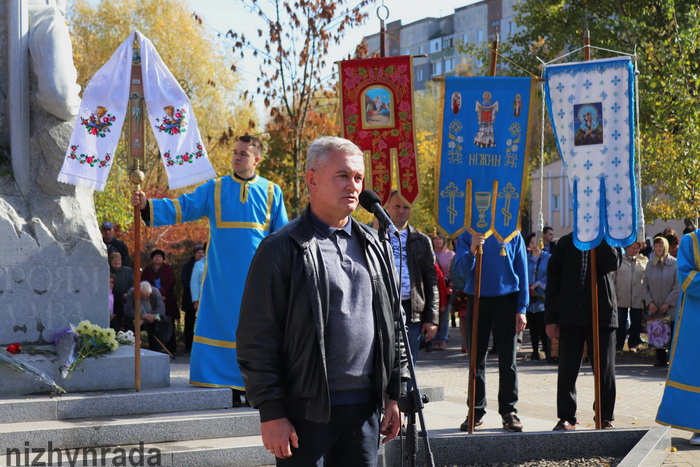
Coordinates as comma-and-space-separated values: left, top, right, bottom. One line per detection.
385, 191, 439, 366
454, 231, 528, 432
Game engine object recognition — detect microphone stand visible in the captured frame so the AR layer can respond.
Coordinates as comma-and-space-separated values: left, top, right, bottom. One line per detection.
376, 220, 435, 467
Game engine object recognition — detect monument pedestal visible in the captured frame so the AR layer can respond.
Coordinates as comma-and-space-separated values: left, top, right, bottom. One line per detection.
0, 346, 170, 395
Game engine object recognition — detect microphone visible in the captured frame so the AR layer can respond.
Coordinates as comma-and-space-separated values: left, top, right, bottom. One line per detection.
359, 190, 399, 237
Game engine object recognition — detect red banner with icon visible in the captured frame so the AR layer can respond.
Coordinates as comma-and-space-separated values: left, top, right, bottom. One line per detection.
339, 56, 419, 206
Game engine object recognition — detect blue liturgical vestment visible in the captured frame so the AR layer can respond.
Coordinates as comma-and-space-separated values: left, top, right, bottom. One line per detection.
149, 174, 288, 388
657, 230, 700, 432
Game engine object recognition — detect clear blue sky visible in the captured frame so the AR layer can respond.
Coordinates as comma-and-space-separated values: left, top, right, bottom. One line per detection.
188, 0, 479, 114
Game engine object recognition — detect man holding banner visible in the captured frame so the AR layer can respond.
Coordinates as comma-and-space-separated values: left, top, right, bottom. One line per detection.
454, 232, 528, 432
436, 76, 537, 433
545, 234, 621, 430
131, 135, 288, 400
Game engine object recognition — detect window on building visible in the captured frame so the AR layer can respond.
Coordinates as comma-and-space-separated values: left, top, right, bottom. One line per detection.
403, 48, 411, 56
462, 33, 468, 45
551, 193, 560, 211
430, 38, 442, 53
477, 30, 483, 42
417, 68, 424, 81
445, 58, 454, 72
431, 61, 443, 76
509, 21, 514, 35
418, 45, 425, 55
443, 35, 454, 49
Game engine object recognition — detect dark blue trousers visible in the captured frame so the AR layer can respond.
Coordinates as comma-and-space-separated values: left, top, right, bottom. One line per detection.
278, 402, 381, 467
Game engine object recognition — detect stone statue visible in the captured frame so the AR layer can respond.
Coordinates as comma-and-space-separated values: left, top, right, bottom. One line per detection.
0, 0, 107, 347
28, 0, 81, 121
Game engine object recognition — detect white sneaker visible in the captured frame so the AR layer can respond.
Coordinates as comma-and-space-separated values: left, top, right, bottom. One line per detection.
690, 433, 700, 446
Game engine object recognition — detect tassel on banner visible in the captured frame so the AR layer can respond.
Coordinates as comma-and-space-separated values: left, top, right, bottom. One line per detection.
500, 244, 507, 256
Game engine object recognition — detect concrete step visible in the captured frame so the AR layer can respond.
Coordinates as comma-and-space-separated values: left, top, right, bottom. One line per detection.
0, 386, 234, 423
0, 408, 261, 452
0, 436, 276, 467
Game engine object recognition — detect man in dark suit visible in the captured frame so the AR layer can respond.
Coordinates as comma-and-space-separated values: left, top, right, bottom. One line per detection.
545, 234, 621, 430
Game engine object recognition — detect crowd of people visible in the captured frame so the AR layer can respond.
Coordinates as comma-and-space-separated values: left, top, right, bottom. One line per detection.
98, 134, 699, 465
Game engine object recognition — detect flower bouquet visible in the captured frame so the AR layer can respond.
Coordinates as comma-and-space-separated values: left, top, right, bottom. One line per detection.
642, 313, 672, 349
0, 343, 66, 395
53, 320, 119, 379
116, 330, 135, 346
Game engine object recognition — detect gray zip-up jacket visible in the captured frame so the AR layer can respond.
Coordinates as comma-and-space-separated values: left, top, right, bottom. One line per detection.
644, 255, 680, 320
615, 253, 648, 309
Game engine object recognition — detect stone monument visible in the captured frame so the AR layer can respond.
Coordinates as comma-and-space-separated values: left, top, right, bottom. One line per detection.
0, 0, 169, 394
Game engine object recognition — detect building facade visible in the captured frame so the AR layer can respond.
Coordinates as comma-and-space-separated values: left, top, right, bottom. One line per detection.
530, 159, 685, 242
361, 0, 522, 90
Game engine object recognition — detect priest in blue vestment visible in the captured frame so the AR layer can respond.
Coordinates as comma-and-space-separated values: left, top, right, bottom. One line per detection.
132, 135, 288, 398
657, 228, 700, 446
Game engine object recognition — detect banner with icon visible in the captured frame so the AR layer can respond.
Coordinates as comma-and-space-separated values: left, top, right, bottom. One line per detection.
544, 57, 637, 250
436, 77, 537, 242
339, 56, 419, 206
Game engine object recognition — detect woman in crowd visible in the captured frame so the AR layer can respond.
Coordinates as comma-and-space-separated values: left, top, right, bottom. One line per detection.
142, 249, 179, 354
644, 237, 680, 367
525, 232, 551, 361
614, 241, 648, 352
108, 273, 116, 328
432, 233, 455, 350
181, 244, 205, 355
109, 252, 133, 331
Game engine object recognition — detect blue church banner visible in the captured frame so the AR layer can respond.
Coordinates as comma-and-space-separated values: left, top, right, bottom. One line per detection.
436, 77, 536, 244
544, 57, 637, 250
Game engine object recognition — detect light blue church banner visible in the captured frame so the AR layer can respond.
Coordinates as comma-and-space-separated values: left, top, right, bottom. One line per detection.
436, 77, 536, 245
544, 57, 637, 250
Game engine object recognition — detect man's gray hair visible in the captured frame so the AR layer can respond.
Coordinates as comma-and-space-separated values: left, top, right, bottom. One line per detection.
306, 136, 363, 171
140, 281, 152, 296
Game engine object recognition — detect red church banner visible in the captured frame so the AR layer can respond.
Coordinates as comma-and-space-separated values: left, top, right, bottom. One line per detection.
339, 56, 419, 206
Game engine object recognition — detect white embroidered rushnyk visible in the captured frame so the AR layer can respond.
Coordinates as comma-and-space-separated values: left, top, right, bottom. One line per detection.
544, 57, 637, 250
58, 31, 216, 191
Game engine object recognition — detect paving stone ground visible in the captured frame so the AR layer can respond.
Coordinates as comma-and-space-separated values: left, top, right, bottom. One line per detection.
170, 326, 700, 466
409, 327, 700, 466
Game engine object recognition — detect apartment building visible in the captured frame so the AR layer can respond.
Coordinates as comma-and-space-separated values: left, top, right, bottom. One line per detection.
361, 0, 522, 90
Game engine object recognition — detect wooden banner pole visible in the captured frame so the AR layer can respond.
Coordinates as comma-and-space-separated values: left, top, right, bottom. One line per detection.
128, 35, 146, 392
582, 29, 603, 430
467, 34, 499, 434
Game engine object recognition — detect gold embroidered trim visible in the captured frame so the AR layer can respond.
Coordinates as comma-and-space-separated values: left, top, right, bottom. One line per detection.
189, 380, 245, 390
214, 178, 274, 230
173, 198, 182, 224
682, 271, 697, 292
667, 379, 700, 393
193, 335, 236, 349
